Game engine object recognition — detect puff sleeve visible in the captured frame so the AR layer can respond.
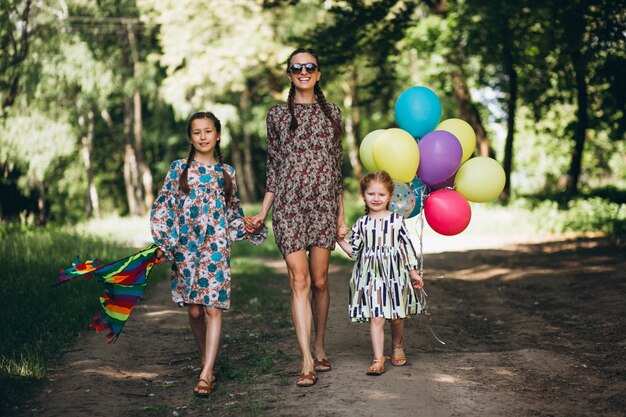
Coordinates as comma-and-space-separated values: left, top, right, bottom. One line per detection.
226, 167, 267, 245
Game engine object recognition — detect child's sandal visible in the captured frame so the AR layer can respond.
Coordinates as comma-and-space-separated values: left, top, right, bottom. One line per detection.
366, 356, 389, 376
391, 347, 407, 366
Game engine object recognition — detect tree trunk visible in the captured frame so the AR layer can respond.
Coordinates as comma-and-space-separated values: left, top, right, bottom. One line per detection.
426, 0, 495, 158
239, 87, 257, 201
450, 67, 494, 158
79, 108, 100, 218
123, 97, 144, 215
36, 180, 46, 225
229, 130, 250, 203
128, 23, 154, 211
119, 24, 145, 215
342, 63, 362, 178
566, 48, 588, 199
501, 21, 517, 202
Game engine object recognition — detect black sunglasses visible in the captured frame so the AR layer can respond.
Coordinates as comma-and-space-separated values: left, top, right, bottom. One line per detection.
289, 62, 319, 74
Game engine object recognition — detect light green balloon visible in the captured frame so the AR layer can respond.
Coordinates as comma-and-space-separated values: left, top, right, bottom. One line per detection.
454, 157, 505, 202
359, 129, 385, 172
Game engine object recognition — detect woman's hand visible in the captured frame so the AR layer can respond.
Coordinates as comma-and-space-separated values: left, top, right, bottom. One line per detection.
337, 223, 349, 241
337, 214, 348, 240
409, 269, 424, 289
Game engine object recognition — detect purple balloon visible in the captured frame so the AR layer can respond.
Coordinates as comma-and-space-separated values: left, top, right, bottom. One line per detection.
417, 130, 462, 186
430, 173, 456, 190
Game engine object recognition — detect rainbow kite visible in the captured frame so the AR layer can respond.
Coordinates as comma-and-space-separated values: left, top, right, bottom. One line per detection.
56, 244, 159, 343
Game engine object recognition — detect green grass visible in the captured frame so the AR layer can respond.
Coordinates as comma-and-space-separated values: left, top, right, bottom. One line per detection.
0, 225, 169, 415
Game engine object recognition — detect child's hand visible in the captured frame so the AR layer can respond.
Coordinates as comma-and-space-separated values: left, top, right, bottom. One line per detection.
337, 224, 349, 240
409, 269, 424, 289
154, 248, 166, 265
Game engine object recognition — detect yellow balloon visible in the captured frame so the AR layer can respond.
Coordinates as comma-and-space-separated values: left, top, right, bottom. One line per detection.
359, 129, 385, 172
437, 118, 476, 163
372, 128, 420, 182
454, 157, 505, 202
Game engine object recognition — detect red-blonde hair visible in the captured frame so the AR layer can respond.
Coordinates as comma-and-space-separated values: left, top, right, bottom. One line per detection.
359, 171, 394, 214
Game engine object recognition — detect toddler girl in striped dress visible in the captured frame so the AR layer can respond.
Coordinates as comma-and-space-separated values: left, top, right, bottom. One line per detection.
337, 171, 423, 375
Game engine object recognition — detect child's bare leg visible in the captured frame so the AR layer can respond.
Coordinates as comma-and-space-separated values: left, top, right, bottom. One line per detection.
187, 305, 206, 367
390, 318, 407, 366
199, 306, 222, 385
367, 317, 386, 373
390, 318, 404, 348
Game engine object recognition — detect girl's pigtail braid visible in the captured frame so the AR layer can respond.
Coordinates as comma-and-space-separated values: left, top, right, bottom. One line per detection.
314, 82, 344, 140
287, 83, 297, 133
180, 146, 195, 194
215, 143, 233, 205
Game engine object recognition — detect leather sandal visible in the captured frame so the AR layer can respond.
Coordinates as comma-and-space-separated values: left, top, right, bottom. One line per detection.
296, 372, 318, 387
391, 347, 407, 366
314, 358, 332, 372
366, 356, 389, 376
193, 373, 216, 397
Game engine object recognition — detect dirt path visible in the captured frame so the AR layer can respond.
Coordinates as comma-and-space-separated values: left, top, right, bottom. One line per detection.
20, 237, 625, 417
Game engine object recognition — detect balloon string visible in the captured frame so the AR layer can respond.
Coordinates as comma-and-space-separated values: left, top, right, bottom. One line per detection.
413, 186, 445, 345
418, 287, 446, 345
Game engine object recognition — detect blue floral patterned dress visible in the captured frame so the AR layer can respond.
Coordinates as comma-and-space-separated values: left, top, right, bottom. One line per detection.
150, 159, 265, 309
348, 212, 421, 321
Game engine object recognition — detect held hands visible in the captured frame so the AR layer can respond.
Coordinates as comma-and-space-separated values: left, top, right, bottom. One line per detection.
337, 222, 349, 241
244, 215, 265, 235
409, 269, 424, 289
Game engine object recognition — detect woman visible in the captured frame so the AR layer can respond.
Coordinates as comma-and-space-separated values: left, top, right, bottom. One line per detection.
249, 47, 347, 387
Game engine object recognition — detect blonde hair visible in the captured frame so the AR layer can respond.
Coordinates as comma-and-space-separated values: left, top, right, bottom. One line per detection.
359, 171, 394, 214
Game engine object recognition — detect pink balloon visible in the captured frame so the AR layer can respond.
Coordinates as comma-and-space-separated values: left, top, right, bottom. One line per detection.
417, 130, 462, 186
424, 189, 471, 236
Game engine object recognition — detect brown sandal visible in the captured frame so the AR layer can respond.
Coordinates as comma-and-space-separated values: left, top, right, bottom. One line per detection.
391, 347, 407, 366
314, 358, 332, 372
296, 372, 318, 387
193, 373, 216, 397
366, 356, 389, 376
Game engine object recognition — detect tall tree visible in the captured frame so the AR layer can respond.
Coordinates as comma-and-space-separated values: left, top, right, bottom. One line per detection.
146, 0, 287, 202
0, 0, 32, 116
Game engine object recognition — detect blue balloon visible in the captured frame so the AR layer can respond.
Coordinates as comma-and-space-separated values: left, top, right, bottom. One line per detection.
407, 176, 428, 218
394, 87, 442, 139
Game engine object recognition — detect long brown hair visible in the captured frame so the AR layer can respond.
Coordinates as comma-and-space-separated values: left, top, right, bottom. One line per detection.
286, 47, 344, 140
360, 171, 394, 214
179, 112, 233, 204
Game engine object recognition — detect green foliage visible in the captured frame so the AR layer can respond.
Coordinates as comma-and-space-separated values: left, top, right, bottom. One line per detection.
0, 112, 76, 191
1, 0, 624, 225
518, 197, 626, 240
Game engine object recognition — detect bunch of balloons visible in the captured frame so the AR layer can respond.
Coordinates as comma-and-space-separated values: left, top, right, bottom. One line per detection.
359, 86, 506, 236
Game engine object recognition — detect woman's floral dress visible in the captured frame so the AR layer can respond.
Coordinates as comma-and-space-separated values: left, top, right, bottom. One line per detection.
150, 159, 266, 309
348, 212, 421, 322
265, 102, 343, 257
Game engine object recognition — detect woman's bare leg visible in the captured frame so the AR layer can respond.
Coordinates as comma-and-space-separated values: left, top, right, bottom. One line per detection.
284, 250, 315, 376
309, 246, 331, 363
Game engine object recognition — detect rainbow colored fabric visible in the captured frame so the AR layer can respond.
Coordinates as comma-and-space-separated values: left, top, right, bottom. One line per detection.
57, 244, 159, 343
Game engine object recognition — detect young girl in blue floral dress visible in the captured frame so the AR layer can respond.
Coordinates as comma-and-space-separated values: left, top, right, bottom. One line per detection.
150, 111, 266, 397
337, 171, 423, 375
